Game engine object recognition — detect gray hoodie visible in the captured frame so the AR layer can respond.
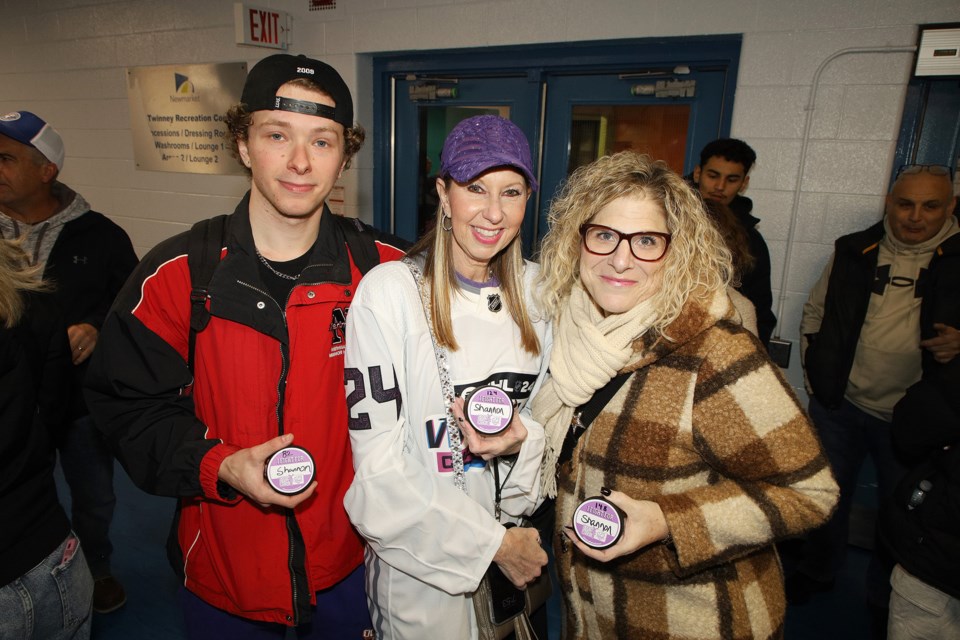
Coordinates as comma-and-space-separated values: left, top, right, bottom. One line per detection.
0, 183, 89, 268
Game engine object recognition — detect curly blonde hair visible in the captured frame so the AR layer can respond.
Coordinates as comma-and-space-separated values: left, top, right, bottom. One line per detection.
536, 151, 732, 333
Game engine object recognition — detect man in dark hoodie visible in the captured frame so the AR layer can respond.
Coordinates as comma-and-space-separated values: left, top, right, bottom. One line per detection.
0, 110, 138, 614
691, 138, 776, 348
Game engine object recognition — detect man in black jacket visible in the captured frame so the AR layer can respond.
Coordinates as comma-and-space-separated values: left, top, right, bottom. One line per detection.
792, 164, 960, 636
691, 138, 777, 347
880, 354, 960, 639
0, 111, 138, 614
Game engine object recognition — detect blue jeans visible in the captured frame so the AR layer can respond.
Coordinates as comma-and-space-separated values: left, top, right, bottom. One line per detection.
797, 397, 906, 606
58, 414, 116, 578
179, 563, 371, 639
0, 533, 94, 640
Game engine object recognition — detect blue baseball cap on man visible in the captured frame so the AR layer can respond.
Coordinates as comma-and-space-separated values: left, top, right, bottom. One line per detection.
0, 111, 65, 171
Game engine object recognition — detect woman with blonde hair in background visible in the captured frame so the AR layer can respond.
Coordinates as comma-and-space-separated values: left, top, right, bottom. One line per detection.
0, 239, 93, 639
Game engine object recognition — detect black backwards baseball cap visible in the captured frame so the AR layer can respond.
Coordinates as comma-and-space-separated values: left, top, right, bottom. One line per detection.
240, 54, 354, 129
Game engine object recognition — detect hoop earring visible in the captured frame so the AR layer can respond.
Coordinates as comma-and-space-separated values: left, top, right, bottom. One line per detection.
441, 214, 453, 232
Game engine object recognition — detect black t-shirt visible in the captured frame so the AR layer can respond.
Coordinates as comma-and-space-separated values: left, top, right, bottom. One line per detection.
255, 250, 312, 307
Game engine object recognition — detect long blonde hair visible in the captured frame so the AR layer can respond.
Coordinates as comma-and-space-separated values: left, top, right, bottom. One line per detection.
536, 151, 732, 333
0, 239, 50, 328
407, 176, 540, 355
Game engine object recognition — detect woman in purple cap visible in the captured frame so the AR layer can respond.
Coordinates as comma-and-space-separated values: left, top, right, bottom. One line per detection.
343, 115, 551, 639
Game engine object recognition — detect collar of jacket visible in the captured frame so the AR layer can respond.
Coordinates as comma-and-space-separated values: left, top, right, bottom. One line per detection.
837, 220, 885, 258
624, 288, 736, 374
934, 226, 960, 258
729, 194, 760, 229
841, 218, 960, 256
204, 192, 355, 344
222, 191, 354, 287
836, 218, 960, 260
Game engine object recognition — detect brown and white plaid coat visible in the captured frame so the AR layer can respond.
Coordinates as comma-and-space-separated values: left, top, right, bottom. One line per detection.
556, 292, 838, 639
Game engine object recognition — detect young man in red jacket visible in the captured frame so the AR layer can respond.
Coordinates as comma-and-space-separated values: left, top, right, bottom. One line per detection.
85, 54, 406, 638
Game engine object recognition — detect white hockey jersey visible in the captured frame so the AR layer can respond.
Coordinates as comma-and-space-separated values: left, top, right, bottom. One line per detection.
343, 258, 552, 640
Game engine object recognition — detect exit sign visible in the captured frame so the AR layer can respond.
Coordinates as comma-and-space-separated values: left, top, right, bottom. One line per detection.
235, 3, 291, 50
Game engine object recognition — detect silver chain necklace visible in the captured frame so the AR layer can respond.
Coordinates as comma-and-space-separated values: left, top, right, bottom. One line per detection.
256, 250, 299, 281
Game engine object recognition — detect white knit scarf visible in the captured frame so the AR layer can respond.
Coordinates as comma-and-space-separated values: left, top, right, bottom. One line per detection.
532, 282, 657, 498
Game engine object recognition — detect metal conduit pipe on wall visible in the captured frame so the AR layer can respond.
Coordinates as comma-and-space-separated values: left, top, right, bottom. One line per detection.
774, 45, 919, 336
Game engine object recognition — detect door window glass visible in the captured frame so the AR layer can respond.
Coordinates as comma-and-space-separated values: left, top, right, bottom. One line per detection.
568, 104, 690, 176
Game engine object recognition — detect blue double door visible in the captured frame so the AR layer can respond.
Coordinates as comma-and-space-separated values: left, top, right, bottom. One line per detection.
389, 64, 734, 253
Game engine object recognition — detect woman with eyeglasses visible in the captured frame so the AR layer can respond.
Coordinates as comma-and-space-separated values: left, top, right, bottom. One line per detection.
532, 151, 839, 639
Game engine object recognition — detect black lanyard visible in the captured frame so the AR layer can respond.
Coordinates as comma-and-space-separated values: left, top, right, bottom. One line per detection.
491, 457, 517, 521
557, 371, 633, 466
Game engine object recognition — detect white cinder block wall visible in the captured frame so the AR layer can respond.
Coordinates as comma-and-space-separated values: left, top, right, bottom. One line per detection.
2, 0, 959, 394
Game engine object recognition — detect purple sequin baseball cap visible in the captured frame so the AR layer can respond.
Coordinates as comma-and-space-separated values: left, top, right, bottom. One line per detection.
439, 115, 538, 192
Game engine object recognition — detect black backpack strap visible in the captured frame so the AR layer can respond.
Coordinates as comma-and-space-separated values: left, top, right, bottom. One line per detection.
170, 215, 227, 580
186, 215, 229, 373
334, 214, 380, 277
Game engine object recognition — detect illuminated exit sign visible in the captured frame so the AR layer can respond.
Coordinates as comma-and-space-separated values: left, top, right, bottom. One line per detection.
235, 3, 291, 50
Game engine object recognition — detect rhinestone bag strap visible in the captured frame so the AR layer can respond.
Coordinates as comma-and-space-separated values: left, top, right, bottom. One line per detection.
403, 257, 467, 492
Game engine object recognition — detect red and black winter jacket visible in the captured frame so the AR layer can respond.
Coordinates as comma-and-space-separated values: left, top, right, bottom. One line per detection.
85, 193, 406, 625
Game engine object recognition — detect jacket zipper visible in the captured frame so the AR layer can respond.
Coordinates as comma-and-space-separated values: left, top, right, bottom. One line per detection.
238, 279, 305, 625
238, 281, 288, 431
236, 274, 356, 624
